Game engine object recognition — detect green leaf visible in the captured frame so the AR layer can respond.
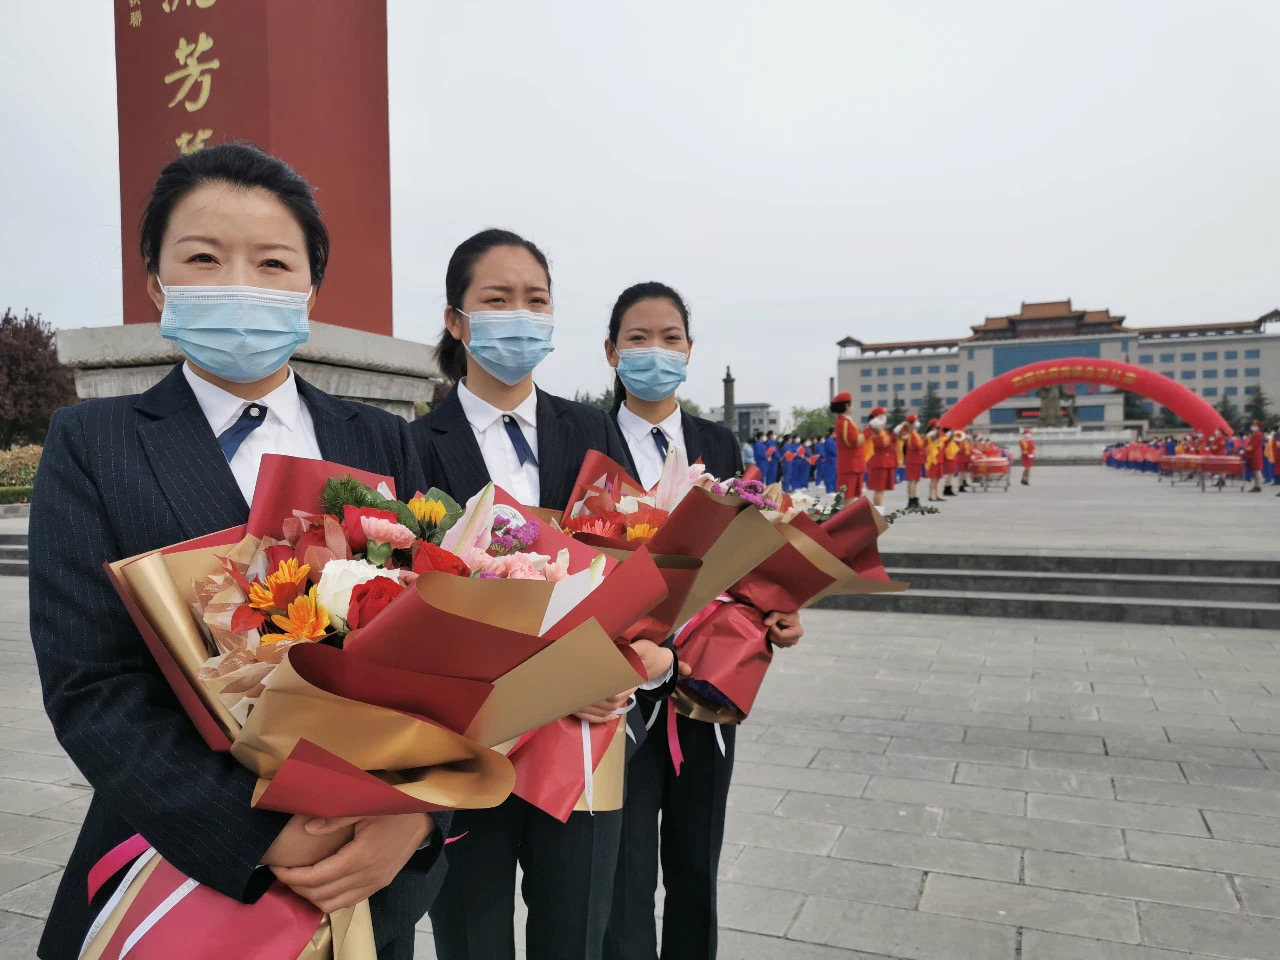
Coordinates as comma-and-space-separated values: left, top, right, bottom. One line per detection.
321, 475, 425, 538
420, 487, 465, 544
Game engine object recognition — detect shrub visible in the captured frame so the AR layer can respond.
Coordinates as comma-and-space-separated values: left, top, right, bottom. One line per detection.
0, 486, 33, 505
0, 444, 42, 486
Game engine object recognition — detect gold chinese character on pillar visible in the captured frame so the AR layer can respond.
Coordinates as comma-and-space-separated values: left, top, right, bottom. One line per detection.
130, 10, 142, 27
175, 129, 213, 154
162, 0, 217, 11
165, 33, 220, 111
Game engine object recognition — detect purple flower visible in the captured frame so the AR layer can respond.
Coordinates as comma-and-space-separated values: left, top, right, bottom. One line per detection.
510, 519, 540, 549
473, 571, 500, 579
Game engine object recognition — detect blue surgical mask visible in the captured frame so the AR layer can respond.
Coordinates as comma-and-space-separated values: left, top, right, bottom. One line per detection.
616, 347, 689, 402
459, 309, 555, 386
159, 283, 311, 383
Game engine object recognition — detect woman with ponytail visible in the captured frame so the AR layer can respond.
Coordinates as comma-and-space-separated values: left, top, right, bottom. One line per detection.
600, 282, 803, 960
411, 231, 674, 960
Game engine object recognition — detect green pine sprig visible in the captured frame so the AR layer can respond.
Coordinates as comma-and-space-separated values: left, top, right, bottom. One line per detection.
321, 476, 425, 538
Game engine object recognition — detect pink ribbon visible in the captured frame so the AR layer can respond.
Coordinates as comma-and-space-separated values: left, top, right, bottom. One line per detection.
88, 833, 150, 903
666, 702, 684, 775
668, 595, 733, 775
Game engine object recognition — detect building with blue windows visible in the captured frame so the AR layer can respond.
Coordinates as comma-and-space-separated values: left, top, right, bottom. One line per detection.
836, 300, 1280, 428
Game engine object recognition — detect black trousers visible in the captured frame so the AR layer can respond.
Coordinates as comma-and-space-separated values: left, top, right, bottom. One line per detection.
428, 794, 623, 960
605, 703, 736, 960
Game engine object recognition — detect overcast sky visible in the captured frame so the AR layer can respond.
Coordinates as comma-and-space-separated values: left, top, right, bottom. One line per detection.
2, 1, 1277, 417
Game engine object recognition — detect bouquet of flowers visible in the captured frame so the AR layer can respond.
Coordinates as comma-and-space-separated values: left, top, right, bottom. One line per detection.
672, 492, 908, 726
96, 455, 667, 958
561, 449, 788, 630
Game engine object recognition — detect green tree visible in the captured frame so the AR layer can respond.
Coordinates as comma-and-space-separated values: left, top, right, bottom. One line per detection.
888, 394, 907, 429
0, 308, 77, 449
1154, 406, 1185, 430
1213, 393, 1242, 433
1243, 388, 1278, 430
919, 384, 944, 424
677, 397, 704, 418
788, 404, 835, 438
572, 386, 614, 411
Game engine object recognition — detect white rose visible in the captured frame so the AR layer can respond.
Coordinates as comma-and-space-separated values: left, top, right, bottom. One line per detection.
316, 559, 397, 630
615, 496, 641, 515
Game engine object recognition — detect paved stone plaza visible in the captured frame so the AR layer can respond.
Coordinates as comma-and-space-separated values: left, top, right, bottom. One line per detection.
874, 464, 1274, 558
2, 570, 1280, 959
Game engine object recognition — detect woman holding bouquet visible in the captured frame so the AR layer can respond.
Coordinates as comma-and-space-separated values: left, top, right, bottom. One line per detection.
600, 282, 804, 960
28, 144, 446, 960
414, 231, 674, 960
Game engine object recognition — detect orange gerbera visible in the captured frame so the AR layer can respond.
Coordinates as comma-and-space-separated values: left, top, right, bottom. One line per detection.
249, 558, 311, 612
267, 586, 330, 642
626, 523, 659, 541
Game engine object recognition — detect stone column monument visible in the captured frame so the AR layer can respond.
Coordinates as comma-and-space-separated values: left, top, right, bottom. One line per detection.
57, 0, 442, 418
723, 366, 736, 432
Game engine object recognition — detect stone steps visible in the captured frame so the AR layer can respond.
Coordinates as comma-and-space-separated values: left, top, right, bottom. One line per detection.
890, 567, 1280, 605
0, 539, 28, 577
818, 588, 1280, 630
880, 551, 1279, 581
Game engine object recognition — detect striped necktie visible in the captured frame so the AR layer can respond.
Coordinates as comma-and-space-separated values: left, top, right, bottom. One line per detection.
217, 403, 268, 461
651, 427, 669, 459
503, 415, 538, 467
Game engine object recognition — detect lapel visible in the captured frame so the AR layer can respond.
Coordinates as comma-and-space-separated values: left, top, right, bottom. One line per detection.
680, 410, 706, 467
609, 408, 642, 480
428, 387, 492, 504
296, 375, 361, 464
134, 364, 249, 539
535, 388, 575, 510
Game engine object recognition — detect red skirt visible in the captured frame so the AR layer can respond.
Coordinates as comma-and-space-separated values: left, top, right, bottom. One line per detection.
867, 467, 895, 492
904, 459, 925, 481
944, 460, 958, 476
838, 470, 864, 498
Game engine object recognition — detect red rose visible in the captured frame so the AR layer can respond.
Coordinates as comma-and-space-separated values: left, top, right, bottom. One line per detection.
346, 577, 406, 629
412, 541, 472, 578
341, 505, 401, 552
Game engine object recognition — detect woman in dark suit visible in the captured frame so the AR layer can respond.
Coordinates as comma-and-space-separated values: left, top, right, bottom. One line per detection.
28, 144, 445, 960
600, 282, 803, 960
412, 230, 674, 960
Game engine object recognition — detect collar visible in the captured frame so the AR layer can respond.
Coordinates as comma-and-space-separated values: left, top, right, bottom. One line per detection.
457, 379, 539, 432
617, 402, 683, 447
182, 362, 304, 435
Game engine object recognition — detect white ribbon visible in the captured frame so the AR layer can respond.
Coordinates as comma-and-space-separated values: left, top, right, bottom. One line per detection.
714, 723, 726, 757
79, 848, 158, 959
581, 719, 595, 814
119, 877, 199, 959
644, 701, 663, 731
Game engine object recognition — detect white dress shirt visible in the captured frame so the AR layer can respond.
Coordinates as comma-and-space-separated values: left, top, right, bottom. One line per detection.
456, 379, 541, 506
183, 363, 323, 506
617, 402, 686, 490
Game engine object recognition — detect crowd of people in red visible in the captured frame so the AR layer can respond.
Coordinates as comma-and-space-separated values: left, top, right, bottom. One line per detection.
1103, 422, 1278, 493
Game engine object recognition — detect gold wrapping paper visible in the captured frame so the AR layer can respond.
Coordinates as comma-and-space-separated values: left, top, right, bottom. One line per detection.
234, 656, 515, 812
571, 718, 626, 812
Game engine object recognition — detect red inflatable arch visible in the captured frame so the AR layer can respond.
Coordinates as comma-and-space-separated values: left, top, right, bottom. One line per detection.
939, 358, 1233, 436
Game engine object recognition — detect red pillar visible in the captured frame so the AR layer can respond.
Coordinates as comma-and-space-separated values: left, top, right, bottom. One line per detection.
112, 0, 392, 335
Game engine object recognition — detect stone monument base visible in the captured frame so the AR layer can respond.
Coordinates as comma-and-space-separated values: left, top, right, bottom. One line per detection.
989, 426, 1134, 464
56, 321, 444, 420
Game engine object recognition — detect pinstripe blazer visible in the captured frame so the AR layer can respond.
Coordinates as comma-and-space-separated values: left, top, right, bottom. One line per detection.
28, 364, 449, 960
410, 385, 628, 512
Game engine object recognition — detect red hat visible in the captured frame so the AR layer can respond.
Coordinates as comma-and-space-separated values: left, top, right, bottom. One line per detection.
928, 418, 940, 428
869, 406, 887, 418
905, 413, 918, 423
831, 392, 851, 404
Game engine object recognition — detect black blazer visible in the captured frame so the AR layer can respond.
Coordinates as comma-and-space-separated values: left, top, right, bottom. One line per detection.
410, 384, 628, 512
611, 408, 743, 753
28, 364, 449, 960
